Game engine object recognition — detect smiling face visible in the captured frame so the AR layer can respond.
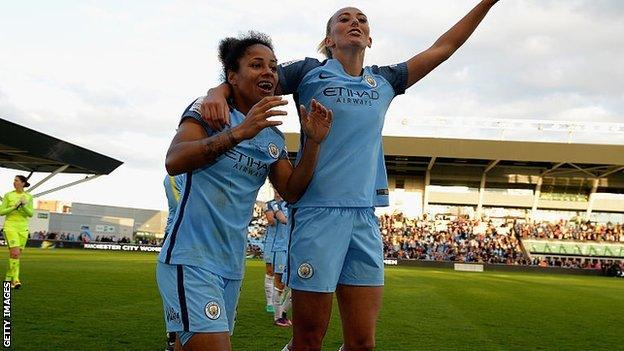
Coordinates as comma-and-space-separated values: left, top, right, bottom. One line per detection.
324, 7, 372, 56
227, 44, 278, 112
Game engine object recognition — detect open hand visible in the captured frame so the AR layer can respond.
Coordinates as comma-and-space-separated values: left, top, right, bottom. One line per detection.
299, 99, 332, 145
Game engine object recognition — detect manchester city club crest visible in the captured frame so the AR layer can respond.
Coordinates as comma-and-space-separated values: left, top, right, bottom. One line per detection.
297, 262, 314, 279
205, 301, 221, 320
363, 74, 377, 88
268, 143, 280, 159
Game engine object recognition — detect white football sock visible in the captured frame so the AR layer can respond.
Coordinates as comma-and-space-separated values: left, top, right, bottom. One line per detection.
264, 274, 274, 306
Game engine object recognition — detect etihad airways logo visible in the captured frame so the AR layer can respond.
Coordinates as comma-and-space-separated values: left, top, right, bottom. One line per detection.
224, 149, 269, 178
323, 87, 379, 106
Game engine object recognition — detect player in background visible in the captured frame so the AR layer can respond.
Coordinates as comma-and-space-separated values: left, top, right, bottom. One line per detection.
269, 191, 291, 327
0, 175, 34, 289
262, 196, 279, 313
199, 2, 500, 350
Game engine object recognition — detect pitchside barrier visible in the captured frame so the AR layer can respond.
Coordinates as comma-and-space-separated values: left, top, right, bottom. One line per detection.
0, 239, 162, 252
0, 239, 610, 276
382, 258, 604, 276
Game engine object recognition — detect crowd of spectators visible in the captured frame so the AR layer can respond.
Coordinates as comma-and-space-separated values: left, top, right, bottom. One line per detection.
379, 213, 528, 265
515, 220, 623, 242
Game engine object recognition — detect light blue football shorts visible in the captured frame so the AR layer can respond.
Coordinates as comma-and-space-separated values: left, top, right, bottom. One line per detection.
272, 250, 287, 275
285, 207, 384, 292
156, 262, 241, 345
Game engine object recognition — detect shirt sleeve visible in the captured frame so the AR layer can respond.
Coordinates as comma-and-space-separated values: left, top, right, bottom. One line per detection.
266, 200, 276, 212
270, 201, 280, 213
277, 58, 322, 95
179, 97, 216, 136
0, 193, 13, 216
21, 194, 34, 217
372, 62, 409, 96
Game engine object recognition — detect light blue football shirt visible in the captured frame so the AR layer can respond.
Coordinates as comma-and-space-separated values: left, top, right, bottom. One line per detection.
278, 58, 407, 208
264, 199, 277, 253
271, 200, 289, 252
158, 98, 288, 280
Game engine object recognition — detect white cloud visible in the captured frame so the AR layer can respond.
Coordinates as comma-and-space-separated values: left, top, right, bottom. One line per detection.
0, 0, 622, 209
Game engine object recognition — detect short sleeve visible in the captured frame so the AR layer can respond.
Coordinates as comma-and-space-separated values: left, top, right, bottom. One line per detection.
372, 62, 409, 96
270, 201, 280, 212
279, 144, 288, 160
277, 58, 322, 95
266, 200, 276, 212
179, 97, 215, 136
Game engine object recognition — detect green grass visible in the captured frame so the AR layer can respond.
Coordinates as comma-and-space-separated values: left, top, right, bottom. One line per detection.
2, 249, 623, 350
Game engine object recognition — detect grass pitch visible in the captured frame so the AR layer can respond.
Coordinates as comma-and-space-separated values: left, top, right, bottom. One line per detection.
2, 249, 622, 350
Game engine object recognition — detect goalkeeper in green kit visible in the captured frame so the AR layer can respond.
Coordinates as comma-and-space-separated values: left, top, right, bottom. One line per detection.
0, 175, 34, 289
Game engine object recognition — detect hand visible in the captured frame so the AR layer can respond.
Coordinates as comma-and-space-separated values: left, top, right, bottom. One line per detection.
233, 97, 287, 141
20, 197, 28, 205
200, 87, 231, 131
299, 99, 332, 145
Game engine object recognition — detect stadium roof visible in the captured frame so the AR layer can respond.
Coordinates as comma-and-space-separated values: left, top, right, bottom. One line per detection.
0, 117, 123, 197
284, 133, 624, 187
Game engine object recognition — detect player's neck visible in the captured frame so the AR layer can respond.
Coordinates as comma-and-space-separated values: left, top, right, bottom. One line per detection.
231, 93, 252, 116
14, 188, 23, 193
333, 49, 365, 77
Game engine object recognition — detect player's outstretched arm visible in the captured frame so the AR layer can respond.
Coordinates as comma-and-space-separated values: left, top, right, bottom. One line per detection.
405, 0, 499, 88
269, 99, 333, 203
166, 96, 286, 175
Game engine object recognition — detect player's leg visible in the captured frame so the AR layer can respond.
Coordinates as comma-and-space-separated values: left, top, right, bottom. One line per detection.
287, 207, 353, 351
3, 226, 22, 288
273, 250, 291, 325
180, 332, 231, 351
11, 228, 28, 287
335, 208, 385, 351
264, 256, 275, 313
335, 285, 382, 351
291, 290, 333, 351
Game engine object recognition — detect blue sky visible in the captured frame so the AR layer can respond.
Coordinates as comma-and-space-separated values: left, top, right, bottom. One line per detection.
1, 0, 623, 209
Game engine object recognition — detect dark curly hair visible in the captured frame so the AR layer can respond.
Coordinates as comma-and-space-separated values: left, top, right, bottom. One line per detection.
218, 31, 274, 83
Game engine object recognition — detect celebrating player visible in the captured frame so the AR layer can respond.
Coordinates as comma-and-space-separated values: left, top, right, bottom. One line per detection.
0, 175, 34, 289
200, 2, 500, 350
156, 31, 332, 351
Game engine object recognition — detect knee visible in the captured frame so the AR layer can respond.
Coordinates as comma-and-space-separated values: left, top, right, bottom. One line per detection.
294, 330, 325, 351
344, 338, 375, 351
9, 251, 20, 259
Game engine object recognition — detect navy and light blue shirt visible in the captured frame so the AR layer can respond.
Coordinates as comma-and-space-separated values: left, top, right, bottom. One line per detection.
278, 58, 407, 208
271, 200, 289, 252
158, 98, 288, 280
163, 174, 185, 237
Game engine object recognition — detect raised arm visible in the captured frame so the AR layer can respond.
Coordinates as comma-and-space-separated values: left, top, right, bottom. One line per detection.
166, 96, 286, 175
269, 99, 332, 203
405, 0, 499, 88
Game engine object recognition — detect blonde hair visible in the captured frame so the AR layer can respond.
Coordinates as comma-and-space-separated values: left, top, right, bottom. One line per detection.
317, 16, 333, 59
